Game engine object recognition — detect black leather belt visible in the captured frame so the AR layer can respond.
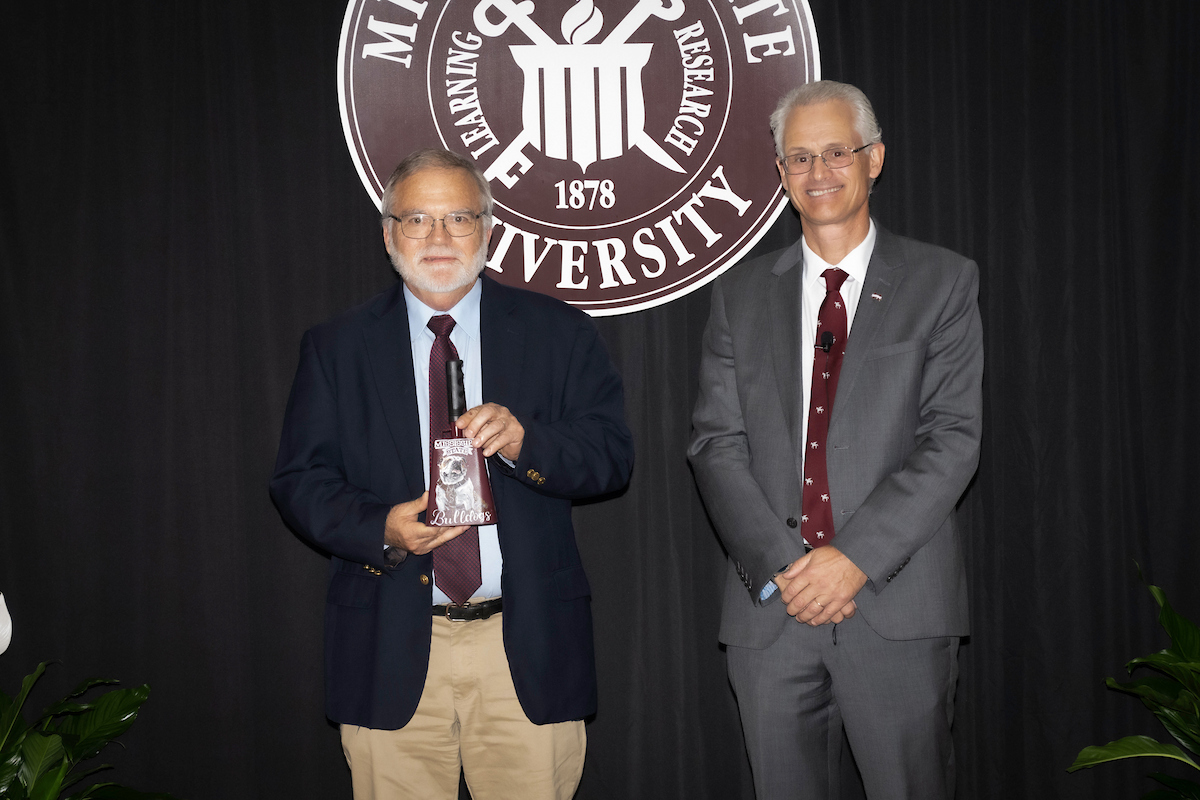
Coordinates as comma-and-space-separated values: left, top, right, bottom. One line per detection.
433, 597, 503, 621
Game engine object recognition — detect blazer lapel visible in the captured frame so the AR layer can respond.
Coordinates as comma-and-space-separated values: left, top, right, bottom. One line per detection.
479, 276, 524, 408
831, 226, 906, 430
363, 284, 427, 499
769, 240, 805, 458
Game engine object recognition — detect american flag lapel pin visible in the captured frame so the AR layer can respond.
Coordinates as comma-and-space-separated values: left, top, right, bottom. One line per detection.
871, 292, 883, 302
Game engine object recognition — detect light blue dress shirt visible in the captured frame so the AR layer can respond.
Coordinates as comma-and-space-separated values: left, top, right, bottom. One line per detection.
403, 280, 503, 603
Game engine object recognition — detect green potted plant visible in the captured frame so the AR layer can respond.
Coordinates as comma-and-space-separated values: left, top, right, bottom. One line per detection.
1069, 579, 1200, 798
0, 661, 181, 799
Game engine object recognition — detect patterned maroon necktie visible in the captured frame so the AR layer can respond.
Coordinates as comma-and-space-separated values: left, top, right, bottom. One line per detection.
427, 314, 481, 604
801, 268, 849, 548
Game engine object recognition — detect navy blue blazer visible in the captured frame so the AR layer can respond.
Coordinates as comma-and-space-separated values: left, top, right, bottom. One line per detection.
270, 275, 634, 729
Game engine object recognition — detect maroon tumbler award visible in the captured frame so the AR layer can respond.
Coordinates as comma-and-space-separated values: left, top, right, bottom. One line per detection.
427, 360, 498, 527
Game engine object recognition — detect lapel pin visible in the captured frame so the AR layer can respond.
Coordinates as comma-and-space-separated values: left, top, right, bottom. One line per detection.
871, 292, 883, 302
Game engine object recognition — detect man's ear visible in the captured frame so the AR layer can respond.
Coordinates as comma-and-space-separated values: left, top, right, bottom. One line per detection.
868, 142, 886, 180
382, 218, 395, 253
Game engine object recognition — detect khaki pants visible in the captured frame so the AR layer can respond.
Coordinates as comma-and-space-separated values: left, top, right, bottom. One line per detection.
341, 612, 586, 800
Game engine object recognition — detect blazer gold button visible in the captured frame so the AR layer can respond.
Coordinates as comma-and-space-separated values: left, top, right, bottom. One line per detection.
538, 477, 546, 485
420, 574, 430, 585
786, 517, 798, 528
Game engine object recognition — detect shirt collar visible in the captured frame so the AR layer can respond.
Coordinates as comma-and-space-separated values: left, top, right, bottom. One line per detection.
404, 278, 483, 344
801, 219, 877, 288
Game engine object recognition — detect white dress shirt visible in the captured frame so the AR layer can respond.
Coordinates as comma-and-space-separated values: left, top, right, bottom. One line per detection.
403, 280, 503, 602
797, 220, 876, 485
762, 220, 877, 599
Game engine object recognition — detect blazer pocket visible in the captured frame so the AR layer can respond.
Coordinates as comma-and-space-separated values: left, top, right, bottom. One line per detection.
327, 571, 378, 608
864, 339, 923, 361
553, 565, 592, 601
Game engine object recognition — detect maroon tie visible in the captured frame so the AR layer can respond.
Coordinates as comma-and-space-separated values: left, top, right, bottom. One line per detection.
427, 314, 481, 604
801, 268, 849, 548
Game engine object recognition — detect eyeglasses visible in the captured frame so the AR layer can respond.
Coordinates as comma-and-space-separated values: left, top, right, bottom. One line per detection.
778, 144, 874, 175
386, 212, 485, 239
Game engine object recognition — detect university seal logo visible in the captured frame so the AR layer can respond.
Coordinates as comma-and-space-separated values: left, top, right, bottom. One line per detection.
338, 0, 819, 315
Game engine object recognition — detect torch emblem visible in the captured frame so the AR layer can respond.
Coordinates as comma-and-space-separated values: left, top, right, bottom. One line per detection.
475, 0, 687, 178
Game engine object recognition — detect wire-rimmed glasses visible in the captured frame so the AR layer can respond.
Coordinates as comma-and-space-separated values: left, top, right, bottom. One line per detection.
386, 212, 486, 239
778, 144, 874, 175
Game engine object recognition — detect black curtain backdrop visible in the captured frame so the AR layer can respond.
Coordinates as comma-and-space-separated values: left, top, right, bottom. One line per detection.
2, 1, 1197, 798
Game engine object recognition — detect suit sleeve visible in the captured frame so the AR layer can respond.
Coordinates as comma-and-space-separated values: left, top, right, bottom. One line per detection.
834, 259, 984, 592
269, 330, 393, 568
506, 318, 634, 500
688, 278, 801, 600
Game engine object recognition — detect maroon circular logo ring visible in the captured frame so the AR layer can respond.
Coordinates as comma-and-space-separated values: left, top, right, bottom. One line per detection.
339, 0, 819, 315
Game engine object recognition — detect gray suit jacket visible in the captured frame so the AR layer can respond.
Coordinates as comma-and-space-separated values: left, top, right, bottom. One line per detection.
688, 224, 983, 648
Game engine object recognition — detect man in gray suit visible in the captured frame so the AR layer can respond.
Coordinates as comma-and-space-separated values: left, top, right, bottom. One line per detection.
688, 80, 983, 799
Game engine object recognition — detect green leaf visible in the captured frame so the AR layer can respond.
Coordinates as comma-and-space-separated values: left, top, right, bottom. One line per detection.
0, 664, 48, 755
28, 759, 70, 800
1112, 675, 1196, 713
38, 704, 96, 725
68, 783, 113, 800
0, 719, 30, 767
1109, 675, 1200, 754
1148, 705, 1200, 756
1128, 651, 1187, 671
1069, 735, 1200, 772
1127, 653, 1200, 699
18, 733, 65, 789
40, 680, 123, 723
1148, 771, 1200, 799
0, 749, 24, 793
63, 681, 120, 703
59, 762, 114, 793
55, 687, 149, 762
1150, 584, 1200, 662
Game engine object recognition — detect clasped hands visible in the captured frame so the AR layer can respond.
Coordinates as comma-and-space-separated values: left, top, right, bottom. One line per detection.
775, 546, 868, 626
384, 403, 523, 554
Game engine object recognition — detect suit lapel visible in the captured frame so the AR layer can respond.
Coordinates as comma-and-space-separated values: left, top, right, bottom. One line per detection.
831, 226, 906, 430
768, 240, 805, 456
479, 277, 523, 540
479, 276, 524, 406
363, 284, 427, 499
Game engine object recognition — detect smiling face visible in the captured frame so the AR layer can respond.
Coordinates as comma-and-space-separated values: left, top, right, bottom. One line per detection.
777, 99, 885, 245
383, 166, 492, 311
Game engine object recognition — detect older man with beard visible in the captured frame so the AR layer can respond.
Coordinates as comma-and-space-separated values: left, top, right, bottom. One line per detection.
271, 148, 634, 800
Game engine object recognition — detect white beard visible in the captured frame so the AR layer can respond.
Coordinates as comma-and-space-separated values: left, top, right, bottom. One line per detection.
390, 243, 487, 296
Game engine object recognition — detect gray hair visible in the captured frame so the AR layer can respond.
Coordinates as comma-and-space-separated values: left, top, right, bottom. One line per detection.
769, 80, 883, 158
380, 148, 494, 224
